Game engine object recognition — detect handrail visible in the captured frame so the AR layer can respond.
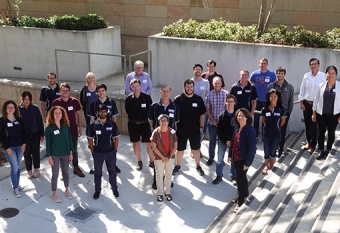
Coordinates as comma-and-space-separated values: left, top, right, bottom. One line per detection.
128, 50, 152, 80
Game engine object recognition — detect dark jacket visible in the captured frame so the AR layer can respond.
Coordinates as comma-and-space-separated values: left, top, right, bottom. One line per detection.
80, 85, 87, 112
217, 110, 235, 144
228, 124, 256, 167
0, 116, 26, 150
19, 104, 44, 136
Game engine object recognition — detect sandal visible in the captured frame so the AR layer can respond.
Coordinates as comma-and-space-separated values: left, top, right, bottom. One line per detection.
53, 194, 62, 203
157, 195, 163, 202
231, 197, 238, 204
65, 190, 73, 199
165, 194, 172, 201
233, 205, 240, 213
32, 169, 40, 178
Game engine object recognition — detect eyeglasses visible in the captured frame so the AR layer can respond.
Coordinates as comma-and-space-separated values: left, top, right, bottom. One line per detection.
61, 90, 70, 93
226, 101, 235, 103
159, 119, 168, 122
309, 63, 319, 66
6, 106, 15, 109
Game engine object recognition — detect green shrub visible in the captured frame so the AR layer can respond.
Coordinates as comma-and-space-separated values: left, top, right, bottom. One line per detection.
326, 28, 340, 49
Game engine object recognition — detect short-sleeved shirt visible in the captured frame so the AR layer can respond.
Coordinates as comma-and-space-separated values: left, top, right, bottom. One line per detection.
205, 89, 229, 124
39, 83, 61, 112
191, 78, 210, 100
202, 71, 225, 91
52, 97, 81, 134
262, 105, 286, 138
174, 93, 206, 132
125, 72, 152, 95
45, 124, 74, 157
150, 127, 177, 160
88, 97, 119, 121
230, 81, 258, 111
87, 119, 120, 153
125, 92, 152, 121
250, 70, 276, 102
149, 100, 180, 129
0, 116, 26, 149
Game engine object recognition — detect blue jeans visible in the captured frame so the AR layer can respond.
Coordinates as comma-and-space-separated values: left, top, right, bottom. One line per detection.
262, 136, 280, 160
200, 114, 208, 142
4, 146, 23, 189
216, 140, 236, 178
208, 123, 217, 160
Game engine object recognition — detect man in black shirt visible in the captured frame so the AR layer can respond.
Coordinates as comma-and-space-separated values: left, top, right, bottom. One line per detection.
173, 79, 206, 176
125, 78, 154, 171
39, 72, 60, 121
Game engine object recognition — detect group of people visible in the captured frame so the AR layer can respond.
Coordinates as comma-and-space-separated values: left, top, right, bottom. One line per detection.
0, 58, 339, 213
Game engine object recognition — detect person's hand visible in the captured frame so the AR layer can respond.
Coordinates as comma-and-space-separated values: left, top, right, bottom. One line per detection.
6, 148, 14, 156
40, 136, 45, 143
69, 153, 73, 162
162, 157, 169, 163
227, 157, 231, 163
48, 156, 54, 166
78, 128, 82, 137
226, 141, 230, 147
243, 165, 249, 171
20, 144, 26, 153
300, 104, 305, 111
311, 114, 316, 122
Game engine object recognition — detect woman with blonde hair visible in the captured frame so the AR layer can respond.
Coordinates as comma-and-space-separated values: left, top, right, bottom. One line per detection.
80, 72, 97, 128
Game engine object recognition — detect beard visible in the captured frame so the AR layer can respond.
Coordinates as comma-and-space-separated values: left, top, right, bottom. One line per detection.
99, 115, 107, 119
185, 89, 193, 95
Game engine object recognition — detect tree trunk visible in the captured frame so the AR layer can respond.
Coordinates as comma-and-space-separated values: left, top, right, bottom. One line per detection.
263, 0, 279, 32
257, 0, 267, 37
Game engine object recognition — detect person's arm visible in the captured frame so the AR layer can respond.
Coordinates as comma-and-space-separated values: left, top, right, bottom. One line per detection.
199, 114, 205, 131
147, 75, 153, 95
251, 99, 256, 116
299, 75, 307, 111
288, 85, 294, 114
170, 141, 178, 158
40, 102, 47, 122
124, 75, 132, 95
76, 110, 82, 137
87, 137, 94, 154
244, 126, 257, 170
280, 117, 286, 127
205, 105, 216, 126
113, 136, 119, 152
19, 117, 26, 153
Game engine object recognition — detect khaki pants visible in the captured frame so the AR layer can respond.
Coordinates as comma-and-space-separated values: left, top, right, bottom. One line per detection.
155, 159, 174, 196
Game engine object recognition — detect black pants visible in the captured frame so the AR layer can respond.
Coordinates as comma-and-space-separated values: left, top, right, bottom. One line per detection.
316, 113, 339, 151
71, 133, 79, 167
234, 159, 249, 206
279, 113, 290, 154
24, 131, 41, 171
303, 101, 318, 148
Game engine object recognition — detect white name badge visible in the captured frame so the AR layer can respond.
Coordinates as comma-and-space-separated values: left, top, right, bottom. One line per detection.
266, 112, 271, 117
56, 93, 61, 95
200, 86, 205, 90
169, 113, 174, 118
192, 103, 197, 107
7, 123, 13, 127
14, 121, 19, 125
143, 80, 147, 83
245, 90, 251, 93
96, 130, 101, 135
106, 127, 112, 131
86, 93, 91, 96
68, 106, 73, 111
237, 91, 242, 95
54, 130, 60, 135
107, 106, 112, 109
171, 129, 176, 134
274, 112, 280, 116
333, 89, 336, 92
265, 78, 270, 82
168, 109, 174, 113
141, 103, 146, 108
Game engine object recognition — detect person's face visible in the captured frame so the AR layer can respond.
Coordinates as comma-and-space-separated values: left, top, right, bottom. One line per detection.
53, 108, 62, 122
184, 83, 194, 95
60, 86, 70, 98
326, 68, 337, 82
97, 88, 106, 98
87, 75, 95, 85
212, 78, 222, 92
237, 111, 247, 125
48, 75, 57, 85
269, 93, 278, 104
97, 110, 108, 119
239, 71, 249, 82
207, 63, 215, 73
193, 66, 202, 77
134, 66, 144, 76
131, 82, 141, 93
22, 96, 31, 108
259, 60, 268, 71
276, 71, 285, 81
6, 104, 15, 114
309, 60, 320, 73
159, 118, 169, 128
160, 87, 171, 100
225, 98, 235, 109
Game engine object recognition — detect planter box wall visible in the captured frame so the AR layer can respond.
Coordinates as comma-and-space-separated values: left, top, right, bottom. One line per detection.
148, 34, 340, 133
0, 26, 121, 81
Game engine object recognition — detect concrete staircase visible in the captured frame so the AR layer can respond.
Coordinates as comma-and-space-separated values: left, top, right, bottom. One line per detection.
206, 127, 340, 233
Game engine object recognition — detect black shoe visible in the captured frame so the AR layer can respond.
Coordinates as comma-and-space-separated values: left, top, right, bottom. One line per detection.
136, 161, 143, 171
277, 150, 283, 158
316, 151, 328, 160
113, 190, 119, 198
115, 165, 121, 173
171, 181, 174, 188
152, 180, 157, 190
196, 166, 204, 176
89, 168, 95, 174
93, 191, 100, 199
206, 158, 213, 166
149, 161, 155, 168
212, 176, 222, 184
172, 165, 181, 175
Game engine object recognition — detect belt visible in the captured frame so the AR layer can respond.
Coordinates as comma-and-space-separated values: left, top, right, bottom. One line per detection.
130, 120, 148, 125
303, 99, 313, 104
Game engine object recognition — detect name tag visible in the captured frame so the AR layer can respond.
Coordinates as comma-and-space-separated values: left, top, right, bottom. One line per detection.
143, 80, 147, 83
168, 109, 174, 113
7, 123, 13, 127
96, 130, 101, 135
245, 90, 251, 93
107, 106, 112, 109
86, 93, 91, 96
266, 112, 271, 117
333, 89, 336, 92
106, 127, 112, 131
237, 91, 242, 95
68, 106, 73, 111
169, 113, 174, 118
192, 103, 197, 107
54, 130, 60, 135
141, 103, 146, 108
171, 129, 176, 134
200, 86, 205, 90
13, 121, 19, 125
56, 93, 61, 96
265, 78, 270, 82
274, 112, 280, 116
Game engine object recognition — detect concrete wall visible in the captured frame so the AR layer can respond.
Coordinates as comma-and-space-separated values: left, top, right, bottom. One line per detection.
0, 26, 122, 81
148, 34, 340, 132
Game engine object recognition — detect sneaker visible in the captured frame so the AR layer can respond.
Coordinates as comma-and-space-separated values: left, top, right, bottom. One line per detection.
196, 166, 204, 176
52, 194, 61, 203
113, 190, 119, 198
18, 185, 25, 191
206, 158, 213, 166
32, 169, 40, 178
13, 188, 21, 198
27, 171, 33, 179
149, 161, 155, 168
152, 180, 157, 190
262, 167, 268, 175
212, 176, 222, 184
172, 165, 181, 175
74, 166, 85, 177
115, 165, 121, 173
89, 168, 95, 174
65, 190, 73, 199
136, 161, 143, 171
93, 191, 100, 199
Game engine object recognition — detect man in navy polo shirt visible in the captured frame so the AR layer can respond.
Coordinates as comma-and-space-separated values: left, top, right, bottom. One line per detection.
87, 104, 120, 199
40, 72, 61, 121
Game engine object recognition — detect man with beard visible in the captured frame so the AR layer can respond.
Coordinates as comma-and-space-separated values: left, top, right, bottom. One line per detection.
201, 60, 226, 91
40, 72, 61, 121
173, 79, 206, 176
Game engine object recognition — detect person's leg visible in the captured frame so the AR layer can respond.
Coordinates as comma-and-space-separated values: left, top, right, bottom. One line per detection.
200, 114, 208, 142
278, 113, 290, 155
24, 133, 33, 172
262, 137, 271, 172
164, 159, 174, 195
234, 160, 246, 205
3, 147, 21, 189
175, 131, 188, 166
208, 124, 217, 161
93, 152, 104, 192
141, 123, 154, 163
13, 146, 23, 188
31, 131, 41, 170
71, 133, 79, 167
216, 140, 227, 177
190, 130, 202, 167
51, 156, 60, 193
155, 160, 165, 195
325, 114, 339, 151
133, 141, 142, 161
60, 155, 70, 189
105, 151, 118, 191
316, 113, 326, 151
145, 142, 154, 163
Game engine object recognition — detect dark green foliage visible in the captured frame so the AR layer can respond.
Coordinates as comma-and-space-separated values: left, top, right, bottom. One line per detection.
162, 19, 340, 49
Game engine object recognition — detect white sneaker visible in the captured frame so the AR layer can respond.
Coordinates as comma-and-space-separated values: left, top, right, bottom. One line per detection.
13, 188, 21, 198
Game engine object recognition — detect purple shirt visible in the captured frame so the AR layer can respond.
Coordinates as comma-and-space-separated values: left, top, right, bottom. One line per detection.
205, 89, 229, 124
125, 71, 152, 95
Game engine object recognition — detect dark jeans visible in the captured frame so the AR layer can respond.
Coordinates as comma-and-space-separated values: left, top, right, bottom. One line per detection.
263, 136, 280, 160
316, 113, 339, 151
278, 113, 290, 154
234, 159, 249, 206
93, 151, 117, 192
24, 131, 41, 170
71, 133, 79, 167
254, 101, 265, 137
303, 101, 318, 148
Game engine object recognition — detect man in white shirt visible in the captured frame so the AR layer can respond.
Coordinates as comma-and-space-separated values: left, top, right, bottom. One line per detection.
298, 58, 326, 154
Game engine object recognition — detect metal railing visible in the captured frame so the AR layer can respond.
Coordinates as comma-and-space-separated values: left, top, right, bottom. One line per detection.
128, 50, 152, 79
55, 49, 127, 79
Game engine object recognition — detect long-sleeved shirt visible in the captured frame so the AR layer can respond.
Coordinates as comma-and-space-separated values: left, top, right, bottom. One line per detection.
298, 71, 326, 102
0, 116, 26, 150
45, 124, 74, 157
267, 79, 294, 114
19, 104, 44, 136
125, 72, 152, 95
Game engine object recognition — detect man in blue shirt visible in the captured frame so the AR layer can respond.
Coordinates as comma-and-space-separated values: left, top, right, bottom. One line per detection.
125, 60, 152, 95
250, 58, 276, 139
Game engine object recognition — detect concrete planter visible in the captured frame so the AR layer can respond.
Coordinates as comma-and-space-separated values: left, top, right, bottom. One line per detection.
0, 26, 121, 81
148, 34, 340, 132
